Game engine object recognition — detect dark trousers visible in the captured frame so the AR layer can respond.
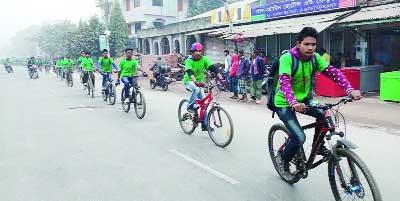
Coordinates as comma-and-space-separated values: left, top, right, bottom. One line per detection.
275, 98, 327, 162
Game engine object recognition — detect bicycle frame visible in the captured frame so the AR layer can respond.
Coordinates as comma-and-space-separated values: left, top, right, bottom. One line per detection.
195, 87, 215, 123
278, 110, 337, 172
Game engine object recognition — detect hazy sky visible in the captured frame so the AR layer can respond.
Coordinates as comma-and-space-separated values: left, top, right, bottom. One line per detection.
0, 0, 99, 46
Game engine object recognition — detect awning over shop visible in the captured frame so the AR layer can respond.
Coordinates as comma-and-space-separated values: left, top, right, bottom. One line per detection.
196, 10, 352, 39
338, 3, 400, 26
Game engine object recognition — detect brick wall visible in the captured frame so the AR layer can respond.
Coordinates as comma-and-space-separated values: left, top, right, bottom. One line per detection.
140, 54, 178, 70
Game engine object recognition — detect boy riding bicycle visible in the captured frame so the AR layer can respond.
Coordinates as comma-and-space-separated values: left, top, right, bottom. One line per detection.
274, 27, 361, 178
183, 42, 226, 131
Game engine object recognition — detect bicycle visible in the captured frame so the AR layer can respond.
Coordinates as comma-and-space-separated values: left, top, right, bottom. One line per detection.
120, 76, 146, 119
102, 72, 117, 105
268, 98, 381, 201
178, 84, 234, 148
65, 70, 73, 87
82, 70, 95, 98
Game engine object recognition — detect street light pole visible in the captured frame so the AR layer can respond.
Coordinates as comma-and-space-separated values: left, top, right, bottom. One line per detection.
223, 0, 238, 51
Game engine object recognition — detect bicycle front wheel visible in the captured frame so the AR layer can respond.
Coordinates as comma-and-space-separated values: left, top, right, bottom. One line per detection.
108, 84, 116, 105
134, 90, 146, 119
207, 106, 233, 148
121, 89, 130, 113
328, 148, 381, 201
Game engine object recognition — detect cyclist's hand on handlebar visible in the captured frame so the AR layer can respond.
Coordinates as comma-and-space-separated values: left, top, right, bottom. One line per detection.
194, 81, 205, 88
349, 90, 362, 100
292, 103, 307, 113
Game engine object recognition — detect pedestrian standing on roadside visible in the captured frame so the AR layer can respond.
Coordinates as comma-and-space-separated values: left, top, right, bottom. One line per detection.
229, 54, 239, 99
236, 50, 250, 102
260, 50, 267, 65
224, 50, 232, 91
250, 49, 266, 104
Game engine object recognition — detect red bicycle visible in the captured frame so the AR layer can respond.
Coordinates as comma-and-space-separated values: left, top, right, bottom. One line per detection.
178, 84, 234, 148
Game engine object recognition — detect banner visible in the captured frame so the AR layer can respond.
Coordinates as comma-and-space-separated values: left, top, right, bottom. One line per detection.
251, 0, 356, 21
99, 35, 107, 51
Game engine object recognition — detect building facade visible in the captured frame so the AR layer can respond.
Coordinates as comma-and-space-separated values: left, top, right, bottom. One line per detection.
96, 0, 192, 50
137, 0, 400, 71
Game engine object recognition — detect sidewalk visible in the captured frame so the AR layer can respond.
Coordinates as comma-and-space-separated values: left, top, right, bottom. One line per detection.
139, 79, 400, 134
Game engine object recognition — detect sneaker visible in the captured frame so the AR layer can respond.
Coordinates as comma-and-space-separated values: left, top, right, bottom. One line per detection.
276, 155, 290, 175
230, 95, 239, 99
187, 107, 195, 113
256, 100, 262, 104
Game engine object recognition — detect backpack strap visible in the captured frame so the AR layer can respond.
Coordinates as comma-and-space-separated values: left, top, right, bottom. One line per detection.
291, 54, 299, 75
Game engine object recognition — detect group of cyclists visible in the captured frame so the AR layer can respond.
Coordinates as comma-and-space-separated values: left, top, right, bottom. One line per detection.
46, 48, 141, 103
10, 26, 381, 200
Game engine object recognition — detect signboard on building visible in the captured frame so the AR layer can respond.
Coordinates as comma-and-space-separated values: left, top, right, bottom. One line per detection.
211, 5, 251, 25
251, 0, 356, 21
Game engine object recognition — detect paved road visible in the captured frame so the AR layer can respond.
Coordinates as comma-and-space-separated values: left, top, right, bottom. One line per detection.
0, 67, 398, 201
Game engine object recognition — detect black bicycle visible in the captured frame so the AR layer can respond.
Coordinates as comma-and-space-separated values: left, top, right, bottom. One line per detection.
102, 74, 117, 105
82, 71, 94, 98
120, 76, 146, 119
66, 70, 73, 87
268, 98, 381, 201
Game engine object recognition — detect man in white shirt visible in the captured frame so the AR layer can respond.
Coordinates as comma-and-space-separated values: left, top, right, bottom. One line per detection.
224, 50, 232, 91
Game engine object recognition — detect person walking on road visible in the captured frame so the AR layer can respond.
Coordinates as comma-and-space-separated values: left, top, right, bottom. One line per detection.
236, 50, 250, 102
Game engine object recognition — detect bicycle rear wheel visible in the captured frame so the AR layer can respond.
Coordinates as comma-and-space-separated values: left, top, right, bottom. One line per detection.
134, 89, 146, 119
207, 106, 233, 148
328, 148, 381, 201
121, 89, 130, 113
88, 78, 94, 98
177, 99, 196, 135
108, 84, 116, 105
268, 123, 301, 184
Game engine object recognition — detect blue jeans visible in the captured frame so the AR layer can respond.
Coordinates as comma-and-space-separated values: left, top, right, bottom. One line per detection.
121, 76, 137, 98
275, 98, 326, 162
229, 77, 238, 93
185, 81, 207, 127
225, 71, 230, 91
101, 72, 112, 89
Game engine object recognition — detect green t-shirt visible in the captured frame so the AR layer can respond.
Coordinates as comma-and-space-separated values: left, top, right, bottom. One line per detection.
78, 56, 85, 67
63, 59, 75, 70
183, 56, 213, 84
274, 53, 328, 108
82, 57, 94, 71
98, 57, 114, 72
56, 60, 63, 68
119, 59, 138, 77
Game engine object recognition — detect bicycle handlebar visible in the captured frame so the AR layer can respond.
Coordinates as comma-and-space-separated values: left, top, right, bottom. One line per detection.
307, 97, 353, 110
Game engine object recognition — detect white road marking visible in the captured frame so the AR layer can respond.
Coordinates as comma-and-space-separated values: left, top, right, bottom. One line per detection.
50, 90, 56, 94
169, 149, 240, 185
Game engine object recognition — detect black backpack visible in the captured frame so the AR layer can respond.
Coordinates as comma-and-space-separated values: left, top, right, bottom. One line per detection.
266, 52, 317, 117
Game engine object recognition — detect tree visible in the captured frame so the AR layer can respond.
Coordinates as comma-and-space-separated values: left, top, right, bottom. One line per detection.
36, 21, 77, 58
109, 1, 129, 57
7, 26, 40, 57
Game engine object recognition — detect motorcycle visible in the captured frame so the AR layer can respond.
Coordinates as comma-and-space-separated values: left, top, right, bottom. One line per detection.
29, 65, 39, 79
150, 65, 171, 91
170, 63, 185, 82
5, 65, 13, 73
261, 65, 272, 95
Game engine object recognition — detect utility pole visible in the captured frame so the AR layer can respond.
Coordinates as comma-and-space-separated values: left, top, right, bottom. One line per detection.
223, 0, 238, 51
